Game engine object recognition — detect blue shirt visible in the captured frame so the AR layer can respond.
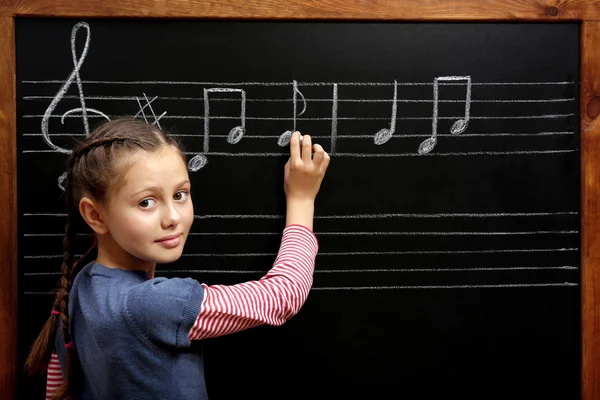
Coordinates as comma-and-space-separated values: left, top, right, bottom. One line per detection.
55, 262, 206, 399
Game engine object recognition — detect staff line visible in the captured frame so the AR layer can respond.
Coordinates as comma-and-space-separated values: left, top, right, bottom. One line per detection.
24, 131, 576, 138
310, 283, 579, 290
21, 95, 576, 104
21, 230, 578, 237
165, 266, 580, 273
25, 113, 575, 121
21, 80, 575, 86
191, 230, 578, 236
22, 211, 579, 218
22, 149, 577, 156
22, 266, 578, 276
181, 248, 579, 256
192, 230, 578, 236
20, 248, 580, 259
21, 282, 580, 294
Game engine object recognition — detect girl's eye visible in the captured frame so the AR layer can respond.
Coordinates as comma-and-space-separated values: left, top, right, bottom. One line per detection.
139, 198, 156, 209
174, 191, 189, 201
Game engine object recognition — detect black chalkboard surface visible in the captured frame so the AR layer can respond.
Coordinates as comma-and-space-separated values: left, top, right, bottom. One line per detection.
16, 19, 580, 399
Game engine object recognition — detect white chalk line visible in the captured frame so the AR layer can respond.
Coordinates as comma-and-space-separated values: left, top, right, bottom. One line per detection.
22, 230, 578, 237
23, 211, 579, 219
22, 95, 576, 104
163, 266, 579, 273
181, 150, 576, 157
20, 248, 580, 259
182, 248, 578, 257
41, 22, 94, 154
22, 265, 578, 276
23, 233, 89, 237
24, 113, 575, 121
22, 80, 575, 86
331, 84, 338, 153
21, 282, 579, 294
22, 149, 576, 156
22, 131, 576, 138
188, 230, 577, 236
310, 282, 578, 290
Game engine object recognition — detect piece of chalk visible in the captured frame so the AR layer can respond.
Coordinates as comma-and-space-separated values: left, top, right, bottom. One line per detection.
300, 135, 304, 142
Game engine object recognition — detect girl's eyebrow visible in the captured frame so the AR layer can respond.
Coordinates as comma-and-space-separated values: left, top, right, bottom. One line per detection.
130, 185, 160, 198
130, 180, 191, 198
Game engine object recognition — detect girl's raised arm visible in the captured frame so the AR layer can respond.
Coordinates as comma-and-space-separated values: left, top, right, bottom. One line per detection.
190, 132, 329, 340
189, 224, 318, 340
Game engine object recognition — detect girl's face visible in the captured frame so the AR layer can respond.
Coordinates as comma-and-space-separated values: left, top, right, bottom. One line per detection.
101, 145, 194, 268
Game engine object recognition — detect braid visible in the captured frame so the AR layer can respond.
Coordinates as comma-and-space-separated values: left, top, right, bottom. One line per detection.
52, 140, 108, 399
72, 135, 130, 162
23, 145, 86, 386
48, 152, 79, 400
58, 161, 77, 340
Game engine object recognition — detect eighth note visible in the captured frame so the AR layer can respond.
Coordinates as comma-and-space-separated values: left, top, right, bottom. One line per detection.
374, 80, 398, 145
187, 87, 247, 172
418, 75, 472, 155
278, 80, 307, 147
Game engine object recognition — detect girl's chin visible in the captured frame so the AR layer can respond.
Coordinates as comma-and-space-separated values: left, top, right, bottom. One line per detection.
150, 253, 183, 265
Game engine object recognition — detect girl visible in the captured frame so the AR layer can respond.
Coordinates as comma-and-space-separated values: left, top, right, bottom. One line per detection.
25, 118, 330, 400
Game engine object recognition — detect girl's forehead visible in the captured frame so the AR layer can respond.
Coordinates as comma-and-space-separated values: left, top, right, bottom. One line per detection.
119, 147, 189, 191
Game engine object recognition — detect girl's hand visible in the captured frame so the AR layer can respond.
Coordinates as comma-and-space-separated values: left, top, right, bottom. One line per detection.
284, 132, 330, 202
284, 132, 330, 229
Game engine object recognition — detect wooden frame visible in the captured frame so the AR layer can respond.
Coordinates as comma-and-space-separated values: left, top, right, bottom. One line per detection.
1, 0, 600, 398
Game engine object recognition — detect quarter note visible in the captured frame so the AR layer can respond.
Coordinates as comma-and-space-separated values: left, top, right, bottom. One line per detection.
418, 75, 471, 155
41, 21, 109, 154
331, 83, 338, 154
188, 87, 247, 172
278, 80, 307, 147
374, 80, 398, 145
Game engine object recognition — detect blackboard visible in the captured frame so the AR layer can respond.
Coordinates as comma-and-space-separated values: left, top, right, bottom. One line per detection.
15, 19, 580, 399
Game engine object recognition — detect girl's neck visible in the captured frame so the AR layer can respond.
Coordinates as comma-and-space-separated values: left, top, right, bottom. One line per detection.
95, 236, 156, 279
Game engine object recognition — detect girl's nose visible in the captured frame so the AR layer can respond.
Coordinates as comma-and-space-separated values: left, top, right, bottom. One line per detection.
161, 201, 181, 229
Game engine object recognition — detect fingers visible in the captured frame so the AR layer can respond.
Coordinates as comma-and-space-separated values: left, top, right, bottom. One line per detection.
289, 131, 330, 171
289, 131, 302, 163
312, 144, 328, 169
301, 134, 312, 164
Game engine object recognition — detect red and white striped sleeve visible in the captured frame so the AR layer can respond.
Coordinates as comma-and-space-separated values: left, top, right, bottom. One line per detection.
45, 352, 63, 400
188, 224, 318, 340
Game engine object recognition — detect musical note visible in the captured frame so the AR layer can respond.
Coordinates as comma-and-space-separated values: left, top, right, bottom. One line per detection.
41, 21, 110, 154
57, 172, 67, 191
418, 76, 472, 155
187, 88, 247, 172
331, 83, 338, 154
374, 80, 398, 146
135, 93, 167, 128
278, 80, 307, 147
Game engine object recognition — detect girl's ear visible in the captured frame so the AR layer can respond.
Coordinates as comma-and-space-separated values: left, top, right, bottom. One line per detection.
79, 196, 108, 235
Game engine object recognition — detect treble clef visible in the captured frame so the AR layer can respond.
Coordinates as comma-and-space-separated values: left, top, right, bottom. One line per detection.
42, 21, 110, 154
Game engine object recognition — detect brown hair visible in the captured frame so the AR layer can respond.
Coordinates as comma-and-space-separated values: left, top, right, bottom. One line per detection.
24, 118, 184, 399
